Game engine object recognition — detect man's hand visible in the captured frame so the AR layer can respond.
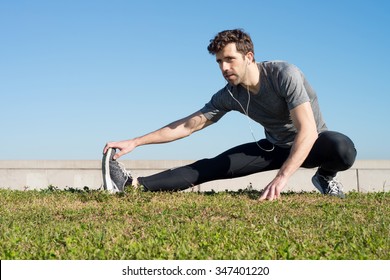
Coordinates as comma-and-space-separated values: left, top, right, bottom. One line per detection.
258, 102, 318, 202
103, 139, 135, 160
258, 175, 288, 201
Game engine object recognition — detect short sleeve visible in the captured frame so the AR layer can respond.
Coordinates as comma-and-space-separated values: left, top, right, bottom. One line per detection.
200, 87, 231, 122
277, 64, 310, 110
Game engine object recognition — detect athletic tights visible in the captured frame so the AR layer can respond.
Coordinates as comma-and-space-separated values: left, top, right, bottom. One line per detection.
138, 131, 357, 191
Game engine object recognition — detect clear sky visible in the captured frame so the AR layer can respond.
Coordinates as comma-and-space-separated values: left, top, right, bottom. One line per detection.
1, 0, 389, 160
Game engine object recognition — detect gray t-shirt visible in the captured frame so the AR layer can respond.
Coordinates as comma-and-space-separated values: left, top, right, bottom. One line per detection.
200, 61, 328, 148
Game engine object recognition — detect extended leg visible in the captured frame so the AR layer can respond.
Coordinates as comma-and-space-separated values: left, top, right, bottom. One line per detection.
138, 139, 290, 191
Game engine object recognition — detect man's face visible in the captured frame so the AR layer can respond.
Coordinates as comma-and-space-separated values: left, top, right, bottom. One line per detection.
215, 43, 248, 86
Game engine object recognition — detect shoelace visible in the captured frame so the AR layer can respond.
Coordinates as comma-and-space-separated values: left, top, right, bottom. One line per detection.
117, 161, 132, 178
326, 177, 343, 195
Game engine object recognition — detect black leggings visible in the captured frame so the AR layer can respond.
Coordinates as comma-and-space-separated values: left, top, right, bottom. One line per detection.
138, 131, 357, 191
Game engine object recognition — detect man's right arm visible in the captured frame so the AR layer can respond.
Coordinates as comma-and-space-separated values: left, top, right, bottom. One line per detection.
104, 110, 213, 159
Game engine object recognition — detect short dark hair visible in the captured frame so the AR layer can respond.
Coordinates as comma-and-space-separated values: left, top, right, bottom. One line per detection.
207, 29, 255, 59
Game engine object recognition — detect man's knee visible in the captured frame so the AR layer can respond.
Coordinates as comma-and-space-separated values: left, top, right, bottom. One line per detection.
333, 133, 357, 170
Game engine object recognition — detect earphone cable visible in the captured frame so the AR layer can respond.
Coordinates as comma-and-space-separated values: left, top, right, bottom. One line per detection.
226, 85, 274, 152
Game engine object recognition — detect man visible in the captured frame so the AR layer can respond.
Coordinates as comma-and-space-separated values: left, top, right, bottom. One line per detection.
102, 29, 357, 200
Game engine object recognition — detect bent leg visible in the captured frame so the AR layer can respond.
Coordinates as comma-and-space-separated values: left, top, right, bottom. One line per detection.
302, 131, 357, 177
138, 139, 290, 191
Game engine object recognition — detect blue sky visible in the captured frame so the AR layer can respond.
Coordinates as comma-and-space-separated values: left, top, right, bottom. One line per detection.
1, 0, 389, 160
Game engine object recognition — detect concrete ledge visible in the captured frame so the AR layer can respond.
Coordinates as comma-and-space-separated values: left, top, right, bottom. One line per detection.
0, 160, 389, 193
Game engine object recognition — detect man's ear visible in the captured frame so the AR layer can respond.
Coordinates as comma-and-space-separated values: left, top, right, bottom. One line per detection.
245, 52, 254, 64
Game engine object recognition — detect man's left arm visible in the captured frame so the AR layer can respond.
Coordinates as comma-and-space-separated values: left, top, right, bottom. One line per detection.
258, 102, 318, 201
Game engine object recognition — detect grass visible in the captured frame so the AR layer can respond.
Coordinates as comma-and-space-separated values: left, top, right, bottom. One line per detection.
0, 187, 389, 260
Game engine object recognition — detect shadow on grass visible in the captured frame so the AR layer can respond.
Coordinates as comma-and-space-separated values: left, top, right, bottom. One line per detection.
201, 188, 262, 200
37, 184, 318, 202
199, 187, 312, 200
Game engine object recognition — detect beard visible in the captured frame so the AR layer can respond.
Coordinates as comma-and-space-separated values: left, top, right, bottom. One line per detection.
224, 73, 241, 86
223, 65, 248, 86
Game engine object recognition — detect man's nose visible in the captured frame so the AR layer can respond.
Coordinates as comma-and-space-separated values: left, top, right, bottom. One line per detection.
221, 62, 229, 72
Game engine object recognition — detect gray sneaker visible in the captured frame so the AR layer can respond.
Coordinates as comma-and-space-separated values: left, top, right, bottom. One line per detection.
102, 148, 132, 193
311, 170, 345, 199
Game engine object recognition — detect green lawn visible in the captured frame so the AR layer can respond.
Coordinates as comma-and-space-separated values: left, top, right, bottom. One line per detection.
0, 187, 389, 259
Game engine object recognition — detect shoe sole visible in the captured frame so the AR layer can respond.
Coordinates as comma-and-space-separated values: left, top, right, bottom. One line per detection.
102, 148, 115, 192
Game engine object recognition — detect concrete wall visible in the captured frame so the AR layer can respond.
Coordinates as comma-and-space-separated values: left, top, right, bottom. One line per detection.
0, 160, 389, 193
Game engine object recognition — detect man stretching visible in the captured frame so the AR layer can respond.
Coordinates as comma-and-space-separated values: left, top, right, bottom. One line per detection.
102, 29, 356, 200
